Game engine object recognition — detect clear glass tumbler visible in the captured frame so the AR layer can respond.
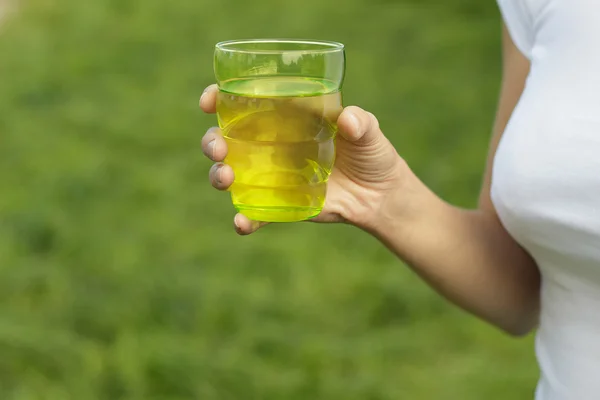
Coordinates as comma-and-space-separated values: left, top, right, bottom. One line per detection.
214, 39, 345, 222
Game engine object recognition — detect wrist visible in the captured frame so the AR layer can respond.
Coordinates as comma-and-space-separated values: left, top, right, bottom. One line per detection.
357, 164, 442, 240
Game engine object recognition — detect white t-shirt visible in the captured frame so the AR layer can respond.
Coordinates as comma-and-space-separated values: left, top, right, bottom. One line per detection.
493, 1, 600, 399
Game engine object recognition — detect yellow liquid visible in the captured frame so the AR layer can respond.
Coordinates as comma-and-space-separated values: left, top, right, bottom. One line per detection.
217, 77, 343, 222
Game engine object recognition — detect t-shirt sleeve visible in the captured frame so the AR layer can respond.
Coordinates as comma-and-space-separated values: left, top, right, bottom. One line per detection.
497, 0, 534, 59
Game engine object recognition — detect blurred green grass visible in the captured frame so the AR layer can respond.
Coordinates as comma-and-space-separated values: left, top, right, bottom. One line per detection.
0, 0, 538, 399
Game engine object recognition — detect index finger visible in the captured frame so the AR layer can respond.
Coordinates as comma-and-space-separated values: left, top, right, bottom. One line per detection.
199, 84, 218, 114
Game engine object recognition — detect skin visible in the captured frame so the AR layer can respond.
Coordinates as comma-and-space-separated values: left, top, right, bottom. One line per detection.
200, 24, 541, 336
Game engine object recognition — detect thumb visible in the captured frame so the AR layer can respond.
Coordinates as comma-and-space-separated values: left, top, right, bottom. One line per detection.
337, 106, 381, 146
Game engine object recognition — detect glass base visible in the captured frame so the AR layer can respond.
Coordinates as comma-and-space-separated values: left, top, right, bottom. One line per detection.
234, 204, 322, 223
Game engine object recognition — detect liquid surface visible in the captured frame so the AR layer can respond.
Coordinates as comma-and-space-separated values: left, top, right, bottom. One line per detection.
217, 77, 342, 222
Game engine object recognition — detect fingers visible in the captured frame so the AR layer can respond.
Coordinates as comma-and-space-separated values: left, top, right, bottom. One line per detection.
209, 162, 234, 191
233, 214, 269, 235
203, 127, 232, 190
337, 105, 381, 145
199, 84, 218, 114
202, 127, 228, 162
200, 84, 267, 235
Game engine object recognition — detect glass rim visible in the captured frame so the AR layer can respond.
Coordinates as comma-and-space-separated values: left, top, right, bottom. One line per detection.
215, 39, 345, 54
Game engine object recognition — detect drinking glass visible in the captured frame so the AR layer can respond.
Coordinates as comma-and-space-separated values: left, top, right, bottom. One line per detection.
214, 39, 345, 222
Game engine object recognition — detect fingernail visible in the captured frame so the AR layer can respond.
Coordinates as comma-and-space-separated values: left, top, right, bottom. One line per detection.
207, 139, 215, 158
233, 215, 241, 230
348, 111, 360, 134
216, 167, 223, 184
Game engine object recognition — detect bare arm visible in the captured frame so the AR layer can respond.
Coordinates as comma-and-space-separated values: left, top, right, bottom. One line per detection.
199, 23, 540, 335
367, 24, 540, 336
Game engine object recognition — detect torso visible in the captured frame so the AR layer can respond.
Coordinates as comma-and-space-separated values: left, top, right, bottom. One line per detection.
493, 1, 600, 399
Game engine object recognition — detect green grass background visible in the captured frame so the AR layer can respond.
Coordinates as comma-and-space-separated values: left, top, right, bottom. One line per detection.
0, 0, 539, 398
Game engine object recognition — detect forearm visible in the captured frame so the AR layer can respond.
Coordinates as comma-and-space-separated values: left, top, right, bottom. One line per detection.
365, 171, 540, 336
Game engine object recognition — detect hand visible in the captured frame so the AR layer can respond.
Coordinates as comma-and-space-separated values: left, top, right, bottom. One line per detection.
200, 84, 408, 235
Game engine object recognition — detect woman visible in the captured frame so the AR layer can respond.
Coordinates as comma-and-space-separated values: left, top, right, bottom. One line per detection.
200, 1, 600, 398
